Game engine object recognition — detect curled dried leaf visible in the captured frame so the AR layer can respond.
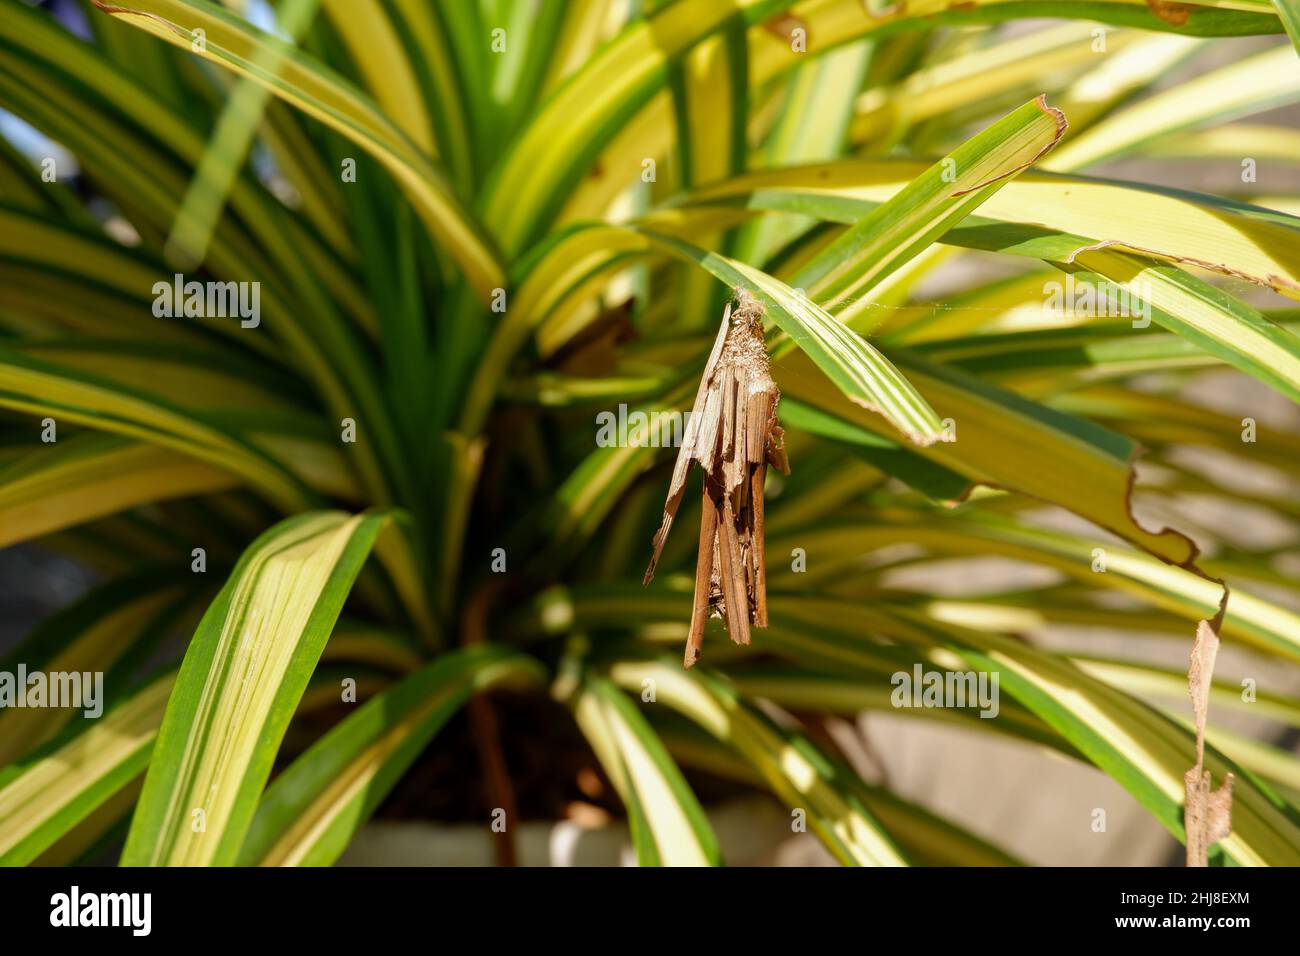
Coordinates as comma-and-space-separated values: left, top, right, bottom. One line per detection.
1184, 767, 1234, 868
1183, 616, 1233, 866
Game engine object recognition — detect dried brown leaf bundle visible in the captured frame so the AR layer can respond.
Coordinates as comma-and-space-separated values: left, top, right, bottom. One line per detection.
643, 289, 789, 668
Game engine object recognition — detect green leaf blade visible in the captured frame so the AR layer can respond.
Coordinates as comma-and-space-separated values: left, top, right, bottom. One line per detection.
121, 510, 390, 866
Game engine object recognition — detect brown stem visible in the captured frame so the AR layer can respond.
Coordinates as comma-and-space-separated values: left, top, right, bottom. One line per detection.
462, 579, 519, 867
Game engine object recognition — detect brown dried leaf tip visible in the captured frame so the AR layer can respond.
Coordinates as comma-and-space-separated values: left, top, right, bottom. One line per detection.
643, 288, 789, 669
1184, 618, 1234, 866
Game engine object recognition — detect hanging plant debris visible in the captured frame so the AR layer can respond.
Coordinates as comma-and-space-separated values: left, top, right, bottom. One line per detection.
643, 288, 790, 668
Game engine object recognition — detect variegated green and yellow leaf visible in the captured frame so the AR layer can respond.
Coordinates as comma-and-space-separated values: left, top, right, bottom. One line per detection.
91, 0, 503, 298
570, 675, 722, 866
121, 510, 390, 865
238, 646, 542, 866
608, 659, 908, 867
0, 674, 174, 867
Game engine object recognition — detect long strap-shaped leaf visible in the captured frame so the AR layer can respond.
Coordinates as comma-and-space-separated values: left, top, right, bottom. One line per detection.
490, 98, 1062, 445
909, 321, 1298, 391
386, 0, 476, 191
121, 510, 390, 865
666, 176, 1300, 401
736, 40, 870, 268
729, 655, 1300, 797
491, 219, 1207, 567
0, 576, 186, 767
654, 718, 1023, 866
791, 96, 1066, 324
615, 229, 948, 446
90, 0, 503, 299
1045, 43, 1300, 171
667, 15, 749, 333
737, 599, 1300, 866
670, 163, 1300, 301
0, 12, 401, 504
1278, 0, 1300, 53
894, 614, 1300, 867
595, 585, 1300, 865
608, 659, 908, 866
482, 0, 1283, 256
0, 433, 237, 550
766, 516, 1300, 662
570, 676, 722, 866
0, 346, 311, 511
0, 206, 271, 354
0, 674, 173, 866
163, 0, 324, 269
237, 646, 542, 866
0, 658, 418, 867
779, 348, 1201, 566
